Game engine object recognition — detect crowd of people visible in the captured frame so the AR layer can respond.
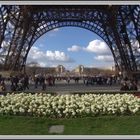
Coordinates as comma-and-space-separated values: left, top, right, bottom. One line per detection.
83, 76, 119, 86
0, 73, 139, 92
120, 80, 138, 91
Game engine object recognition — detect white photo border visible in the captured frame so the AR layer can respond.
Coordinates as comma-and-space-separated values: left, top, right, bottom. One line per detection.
0, 1, 140, 139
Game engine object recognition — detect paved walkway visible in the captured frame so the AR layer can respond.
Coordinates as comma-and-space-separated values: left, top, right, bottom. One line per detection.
3, 80, 140, 94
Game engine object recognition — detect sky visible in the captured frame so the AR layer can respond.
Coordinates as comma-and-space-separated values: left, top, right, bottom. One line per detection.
27, 27, 114, 70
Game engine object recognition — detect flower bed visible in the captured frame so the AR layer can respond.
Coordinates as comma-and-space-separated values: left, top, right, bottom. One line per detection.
0, 93, 140, 118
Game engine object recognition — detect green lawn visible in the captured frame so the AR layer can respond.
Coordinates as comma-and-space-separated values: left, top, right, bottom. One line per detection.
0, 115, 140, 135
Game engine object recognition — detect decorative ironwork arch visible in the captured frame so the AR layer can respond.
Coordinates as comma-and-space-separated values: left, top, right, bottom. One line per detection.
0, 5, 140, 76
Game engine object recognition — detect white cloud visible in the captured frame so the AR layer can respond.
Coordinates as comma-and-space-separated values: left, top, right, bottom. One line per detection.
67, 45, 82, 52
67, 40, 110, 54
82, 39, 114, 69
46, 50, 73, 62
94, 55, 114, 62
84, 39, 111, 55
28, 47, 45, 60
27, 46, 74, 67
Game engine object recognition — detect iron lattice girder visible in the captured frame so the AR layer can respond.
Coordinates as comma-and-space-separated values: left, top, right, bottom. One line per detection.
0, 5, 140, 73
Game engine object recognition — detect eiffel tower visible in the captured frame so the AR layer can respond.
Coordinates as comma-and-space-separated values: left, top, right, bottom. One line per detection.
0, 5, 140, 77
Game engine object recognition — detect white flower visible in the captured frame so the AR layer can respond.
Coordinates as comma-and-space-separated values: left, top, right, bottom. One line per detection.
0, 92, 139, 117
72, 112, 76, 116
